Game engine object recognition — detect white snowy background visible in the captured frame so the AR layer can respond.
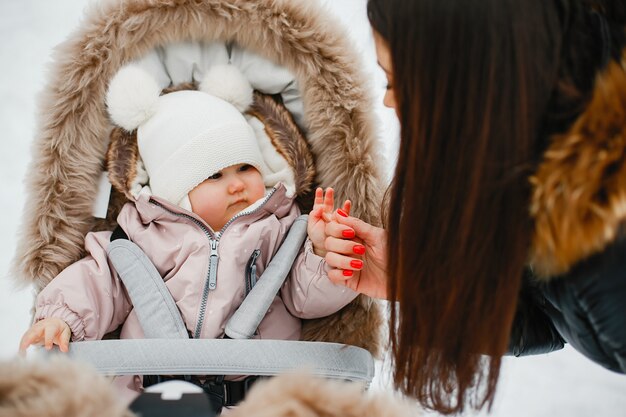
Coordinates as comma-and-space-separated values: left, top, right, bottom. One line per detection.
0, 1, 624, 416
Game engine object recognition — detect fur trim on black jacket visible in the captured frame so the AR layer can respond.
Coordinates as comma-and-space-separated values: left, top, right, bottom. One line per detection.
511, 59, 626, 373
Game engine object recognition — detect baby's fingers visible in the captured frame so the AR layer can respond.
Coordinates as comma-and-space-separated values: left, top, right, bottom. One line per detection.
323, 188, 335, 213
19, 327, 43, 353
309, 206, 324, 221
313, 187, 324, 208
44, 324, 59, 350
58, 326, 71, 353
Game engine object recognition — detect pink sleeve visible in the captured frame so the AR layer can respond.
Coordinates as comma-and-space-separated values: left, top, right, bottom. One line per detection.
280, 238, 358, 319
34, 231, 132, 341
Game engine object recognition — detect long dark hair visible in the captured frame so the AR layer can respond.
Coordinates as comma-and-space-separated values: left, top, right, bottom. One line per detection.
368, 0, 626, 413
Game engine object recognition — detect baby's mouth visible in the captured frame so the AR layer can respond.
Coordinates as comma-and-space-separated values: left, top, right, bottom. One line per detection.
231, 199, 247, 207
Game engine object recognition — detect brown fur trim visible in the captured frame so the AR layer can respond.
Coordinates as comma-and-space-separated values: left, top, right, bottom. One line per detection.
106, 128, 139, 201
530, 60, 626, 278
301, 295, 384, 358
247, 91, 317, 210
0, 357, 133, 417
231, 372, 419, 417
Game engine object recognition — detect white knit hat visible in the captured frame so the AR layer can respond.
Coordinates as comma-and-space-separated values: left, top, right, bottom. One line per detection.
106, 64, 263, 207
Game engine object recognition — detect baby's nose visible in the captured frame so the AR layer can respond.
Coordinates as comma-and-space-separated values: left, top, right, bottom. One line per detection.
228, 178, 245, 193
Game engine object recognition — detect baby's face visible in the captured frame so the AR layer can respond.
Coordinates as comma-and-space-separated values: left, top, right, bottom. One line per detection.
189, 163, 265, 231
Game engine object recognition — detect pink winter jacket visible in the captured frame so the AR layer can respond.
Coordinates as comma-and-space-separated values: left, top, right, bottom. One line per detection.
35, 183, 357, 344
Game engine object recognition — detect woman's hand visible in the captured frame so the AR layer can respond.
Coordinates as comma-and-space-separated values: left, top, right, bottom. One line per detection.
308, 187, 351, 257
19, 317, 71, 354
324, 212, 389, 299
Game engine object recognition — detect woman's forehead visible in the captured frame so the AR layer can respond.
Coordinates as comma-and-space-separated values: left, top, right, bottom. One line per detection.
373, 31, 392, 73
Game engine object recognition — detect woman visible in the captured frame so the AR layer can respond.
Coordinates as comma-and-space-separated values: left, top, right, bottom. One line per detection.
324, 0, 626, 414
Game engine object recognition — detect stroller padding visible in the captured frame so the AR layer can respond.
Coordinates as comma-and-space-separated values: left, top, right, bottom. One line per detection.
108, 239, 189, 339
225, 215, 308, 339
136, 42, 304, 128
64, 339, 375, 383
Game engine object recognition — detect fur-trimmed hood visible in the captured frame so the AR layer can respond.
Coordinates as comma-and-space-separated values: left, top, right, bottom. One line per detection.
12, 0, 384, 355
530, 58, 626, 278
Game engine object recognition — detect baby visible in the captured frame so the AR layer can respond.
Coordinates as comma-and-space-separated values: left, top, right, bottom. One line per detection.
19, 64, 357, 404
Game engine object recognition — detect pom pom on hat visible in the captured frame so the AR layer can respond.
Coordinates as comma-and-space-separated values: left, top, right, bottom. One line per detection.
199, 64, 253, 112
105, 63, 264, 208
106, 66, 161, 132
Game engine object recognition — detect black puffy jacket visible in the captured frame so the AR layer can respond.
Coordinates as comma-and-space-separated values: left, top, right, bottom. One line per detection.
509, 236, 626, 373
508, 61, 626, 373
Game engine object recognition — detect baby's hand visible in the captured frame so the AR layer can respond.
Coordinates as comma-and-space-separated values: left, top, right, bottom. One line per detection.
19, 317, 71, 354
308, 187, 351, 257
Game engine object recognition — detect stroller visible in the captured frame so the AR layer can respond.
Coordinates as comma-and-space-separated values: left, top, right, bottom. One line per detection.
12, 0, 385, 415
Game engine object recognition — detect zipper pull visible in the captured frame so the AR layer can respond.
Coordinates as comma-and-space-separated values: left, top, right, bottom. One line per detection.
250, 264, 257, 288
208, 239, 219, 290
245, 249, 261, 295
250, 249, 260, 289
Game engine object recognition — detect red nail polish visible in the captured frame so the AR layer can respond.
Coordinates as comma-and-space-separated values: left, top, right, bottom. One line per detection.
353, 245, 365, 255
342, 229, 355, 238
337, 208, 348, 217
350, 259, 363, 269
343, 270, 353, 277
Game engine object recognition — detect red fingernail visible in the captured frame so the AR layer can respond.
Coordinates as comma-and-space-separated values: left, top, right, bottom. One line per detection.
350, 260, 363, 269
343, 270, 353, 277
353, 245, 365, 255
337, 209, 348, 217
342, 229, 355, 238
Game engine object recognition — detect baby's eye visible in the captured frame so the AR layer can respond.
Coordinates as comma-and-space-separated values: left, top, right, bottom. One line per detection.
208, 172, 222, 180
239, 164, 252, 172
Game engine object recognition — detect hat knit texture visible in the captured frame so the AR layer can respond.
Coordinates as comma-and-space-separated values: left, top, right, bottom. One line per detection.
107, 65, 263, 206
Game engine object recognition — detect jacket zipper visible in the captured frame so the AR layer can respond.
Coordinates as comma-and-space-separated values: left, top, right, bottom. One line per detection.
149, 198, 216, 338
149, 187, 278, 338
245, 249, 261, 295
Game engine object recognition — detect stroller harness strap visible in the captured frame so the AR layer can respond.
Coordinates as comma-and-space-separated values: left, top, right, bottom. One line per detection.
107, 238, 189, 339
65, 339, 375, 383
225, 215, 308, 339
